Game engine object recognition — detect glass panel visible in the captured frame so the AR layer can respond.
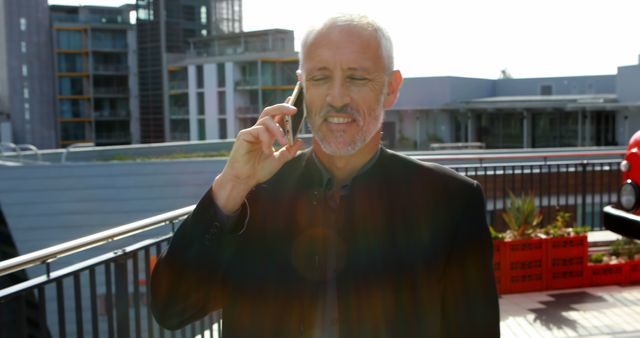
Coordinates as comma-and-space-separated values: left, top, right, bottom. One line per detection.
58, 77, 85, 96
95, 120, 130, 144
57, 30, 84, 50
476, 112, 523, 148
59, 99, 87, 118
197, 65, 204, 89
217, 63, 225, 87
58, 54, 85, 72
218, 92, 226, 115
198, 92, 205, 116
198, 118, 205, 140
92, 30, 127, 49
170, 119, 189, 141
61, 122, 88, 140
169, 94, 188, 116
218, 118, 227, 139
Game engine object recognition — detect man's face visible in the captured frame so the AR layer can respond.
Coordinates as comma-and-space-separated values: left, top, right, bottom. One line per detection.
301, 25, 390, 156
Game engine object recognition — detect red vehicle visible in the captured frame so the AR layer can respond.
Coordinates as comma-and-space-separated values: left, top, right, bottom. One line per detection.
604, 130, 640, 239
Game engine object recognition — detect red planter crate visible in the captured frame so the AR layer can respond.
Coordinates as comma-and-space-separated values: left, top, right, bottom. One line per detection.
588, 262, 629, 286
503, 238, 547, 294
629, 260, 640, 284
546, 235, 588, 290
493, 240, 506, 294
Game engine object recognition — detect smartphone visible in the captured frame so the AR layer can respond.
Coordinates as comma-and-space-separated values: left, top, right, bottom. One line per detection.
283, 81, 305, 146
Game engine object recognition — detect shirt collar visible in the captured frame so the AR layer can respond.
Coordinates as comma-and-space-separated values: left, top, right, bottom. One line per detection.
310, 146, 382, 193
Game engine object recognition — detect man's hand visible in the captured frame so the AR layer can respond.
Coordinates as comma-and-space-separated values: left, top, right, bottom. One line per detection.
212, 103, 304, 214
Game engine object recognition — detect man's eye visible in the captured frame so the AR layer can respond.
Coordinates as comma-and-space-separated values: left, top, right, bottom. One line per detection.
348, 77, 369, 83
310, 76, 328, 82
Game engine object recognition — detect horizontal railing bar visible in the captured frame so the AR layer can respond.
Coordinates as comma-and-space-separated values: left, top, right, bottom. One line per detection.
0, 234, 172, 299
414, 150, 624, 162
0, 204, 192, 278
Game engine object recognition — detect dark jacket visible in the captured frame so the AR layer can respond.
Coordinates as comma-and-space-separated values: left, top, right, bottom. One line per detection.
150, 147, 500, 337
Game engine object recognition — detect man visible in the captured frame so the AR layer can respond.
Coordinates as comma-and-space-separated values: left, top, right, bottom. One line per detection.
150, 14, 499, 337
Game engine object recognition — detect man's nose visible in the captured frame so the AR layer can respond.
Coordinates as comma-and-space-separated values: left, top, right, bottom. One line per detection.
326, 80, 350, 108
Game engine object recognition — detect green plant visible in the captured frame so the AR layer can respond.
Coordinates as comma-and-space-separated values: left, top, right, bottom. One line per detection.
611, 238, 640, 261
543, 209, 572, 237
501, 191, 543, 240
572, 226, 591, 235
589, 252, 605, 264
489, 226, 504, 240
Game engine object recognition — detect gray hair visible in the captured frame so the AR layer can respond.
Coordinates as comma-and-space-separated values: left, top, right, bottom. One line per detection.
299, 14, 395, 74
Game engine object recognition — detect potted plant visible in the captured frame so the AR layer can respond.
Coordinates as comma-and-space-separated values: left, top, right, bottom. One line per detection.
500, 191, 547, 293
543, 209, 589, 290
587, 238, 639, 286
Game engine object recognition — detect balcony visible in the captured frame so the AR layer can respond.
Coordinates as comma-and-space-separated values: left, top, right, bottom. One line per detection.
93, 64, 128, 74
93, 87, 129, 97
2, 147, 638, 337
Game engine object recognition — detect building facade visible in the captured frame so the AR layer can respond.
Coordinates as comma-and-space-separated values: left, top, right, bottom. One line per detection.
50, 5, 138, 147
388, 65, 640, 150
0, 0, 56, 149
136, 0, 242, 143
167, 29, 297, 141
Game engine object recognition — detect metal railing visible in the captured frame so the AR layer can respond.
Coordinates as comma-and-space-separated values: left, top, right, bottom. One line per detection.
0, 151, 626, 337
0, 205, 224, 338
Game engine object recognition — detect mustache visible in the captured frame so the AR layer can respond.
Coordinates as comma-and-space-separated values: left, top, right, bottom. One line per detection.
318, 105, 359, 120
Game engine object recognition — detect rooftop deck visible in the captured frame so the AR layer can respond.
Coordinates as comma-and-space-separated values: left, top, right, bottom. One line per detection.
500, 285, 640, 337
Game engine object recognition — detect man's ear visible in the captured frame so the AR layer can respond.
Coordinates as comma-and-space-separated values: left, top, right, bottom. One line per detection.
383, 70, 403, 109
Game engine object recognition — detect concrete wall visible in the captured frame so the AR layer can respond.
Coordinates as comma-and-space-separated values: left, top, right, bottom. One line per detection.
393, 76, 495, 110
616, 65, 640, 103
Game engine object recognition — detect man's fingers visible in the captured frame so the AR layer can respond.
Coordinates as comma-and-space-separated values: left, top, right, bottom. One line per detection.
259, 103, 297, 120
254, 126, 274, 155
274, 139, 305, 164
256, 116, 286, 145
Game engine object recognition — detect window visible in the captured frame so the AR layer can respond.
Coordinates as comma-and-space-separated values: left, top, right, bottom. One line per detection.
20, 18, 27, 31
58, 54, 84, 72
23, 88, 29, 99
22, 64, 28, 77
21, 41, 27, 53
540, 85, 553, 96
182, 5, 195, 21
57, 30, 84, 50
197, 65, 204, 89
218, 92, 226, 115
217, 63, 225, 87
198, 92, 205, 116
218, 118, 227, 139
200, 6, 207, 25
201, 29, 208, 37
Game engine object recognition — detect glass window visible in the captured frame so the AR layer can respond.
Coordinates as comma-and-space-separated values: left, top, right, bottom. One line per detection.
20, 18, 27, 31
217, 63, 225, 87
58, 54, 84, 72
201, 29, 208, 36
57, 30, 84, 50
59, 99, 87, 118
218, 92, 226, 115
197, 65, 204, 89
170, 119, 189, 141
198, 92, 205, 116
22, 64, 28, 77
92, 30, 127, 49
23, 88, 29, 99
58, 77, 85, 96
475, 112, 523, 148
218, 118, 227, 139
21, 41, 27, 53
169, 94, 188, 116
198, 118, 205, 140
61, 122, 87, 141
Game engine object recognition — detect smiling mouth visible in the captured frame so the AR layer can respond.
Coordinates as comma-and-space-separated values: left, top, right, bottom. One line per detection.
326, 116, 353, 124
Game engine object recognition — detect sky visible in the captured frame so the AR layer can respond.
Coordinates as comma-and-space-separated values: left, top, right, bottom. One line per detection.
48, 0, 640, 79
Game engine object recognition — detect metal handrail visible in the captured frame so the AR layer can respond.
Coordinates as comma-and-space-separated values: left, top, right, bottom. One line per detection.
413, 149, 625, 163
0, 204, 195, 277
61, 142, 95, 163
16, 144, 41, 162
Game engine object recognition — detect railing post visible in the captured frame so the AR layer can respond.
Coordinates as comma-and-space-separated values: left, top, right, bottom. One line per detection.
115, 257, 130, 338
581, 161, 588, 227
